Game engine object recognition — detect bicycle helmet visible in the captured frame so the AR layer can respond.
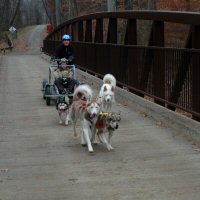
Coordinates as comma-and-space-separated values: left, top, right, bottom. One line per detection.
62, 34, 71, 41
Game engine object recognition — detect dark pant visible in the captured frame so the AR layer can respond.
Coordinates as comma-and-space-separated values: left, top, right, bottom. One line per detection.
55, 77, 77, 94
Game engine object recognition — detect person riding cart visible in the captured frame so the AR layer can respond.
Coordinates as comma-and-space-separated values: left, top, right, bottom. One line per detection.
54, 58, 77, 95
55, 34, 74, 65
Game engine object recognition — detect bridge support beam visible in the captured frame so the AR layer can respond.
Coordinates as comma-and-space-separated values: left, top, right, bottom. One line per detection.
191, 25, 200, 121
107, 18, 117, 43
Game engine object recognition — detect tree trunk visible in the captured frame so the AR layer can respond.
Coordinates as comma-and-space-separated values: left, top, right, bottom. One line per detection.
107, 0, 117, 11
68, 0, 78, 19
42, 0, 53, 24
9, 0, 22, 26
124, 0, 133, 10
55, 0, 61, 26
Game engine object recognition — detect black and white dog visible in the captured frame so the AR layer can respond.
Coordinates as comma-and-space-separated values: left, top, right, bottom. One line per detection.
56, 96, 70, 125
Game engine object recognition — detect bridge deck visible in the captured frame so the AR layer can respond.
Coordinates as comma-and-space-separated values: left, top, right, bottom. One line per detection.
0, 54, 200, 200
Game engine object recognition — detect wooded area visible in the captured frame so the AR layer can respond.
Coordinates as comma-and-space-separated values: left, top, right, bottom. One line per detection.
0, 0, 199, 48
0, 0, 48, 31
1, 0, 197, 32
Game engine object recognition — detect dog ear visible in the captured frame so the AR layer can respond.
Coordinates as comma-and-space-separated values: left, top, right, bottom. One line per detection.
111, 86, 115, 92
103, 85, 107, 92
76, 92, 82, 99
96, 97, 102, 105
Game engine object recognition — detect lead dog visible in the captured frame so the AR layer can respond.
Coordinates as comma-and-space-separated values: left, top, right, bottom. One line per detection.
56, 96, 70, 125
99, 74, 116, 111
92, 111, 121, 151
69, 84, 101, 153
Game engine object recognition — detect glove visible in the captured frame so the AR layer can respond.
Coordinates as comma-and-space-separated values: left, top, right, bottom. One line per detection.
62, 77, 68, 85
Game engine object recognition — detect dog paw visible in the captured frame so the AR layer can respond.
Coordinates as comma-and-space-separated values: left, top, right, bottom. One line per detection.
65, 122, 69, 126
109, 146, 114, 150
107, 145, 114, 151
88, 149, 94, 153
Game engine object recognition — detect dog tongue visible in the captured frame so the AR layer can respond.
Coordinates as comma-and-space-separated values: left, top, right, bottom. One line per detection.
90, 113, 96, 118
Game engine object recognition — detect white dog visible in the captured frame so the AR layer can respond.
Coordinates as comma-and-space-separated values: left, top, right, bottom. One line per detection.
69, 84, 101, 153
56, 96, 70, 125
99, 74, 116, 111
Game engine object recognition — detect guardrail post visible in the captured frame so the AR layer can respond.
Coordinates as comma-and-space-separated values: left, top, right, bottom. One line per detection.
124, 19, 137, 45
71, 22, 78, 41
191, 25, 200, 121
85, 19, 92, 42
125, 19, 139, 93
107, 18, 117, 43
152, 21, 165, 106
139, 21, 164, 102
78, 21, 83, 41
95, 18, 103, 43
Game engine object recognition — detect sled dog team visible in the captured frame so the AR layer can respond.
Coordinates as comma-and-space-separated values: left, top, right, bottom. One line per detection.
56, 74, 121, 153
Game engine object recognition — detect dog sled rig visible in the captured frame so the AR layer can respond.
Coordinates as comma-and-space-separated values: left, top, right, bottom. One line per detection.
41, 57, 79, 105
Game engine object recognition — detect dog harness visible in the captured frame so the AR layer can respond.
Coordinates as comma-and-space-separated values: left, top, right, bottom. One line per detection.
96, 112, 110, 129
79, 102, 87, 110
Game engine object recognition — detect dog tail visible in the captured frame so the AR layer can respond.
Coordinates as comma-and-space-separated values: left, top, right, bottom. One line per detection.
73, 84, 93, 101
103, 74, 116, 87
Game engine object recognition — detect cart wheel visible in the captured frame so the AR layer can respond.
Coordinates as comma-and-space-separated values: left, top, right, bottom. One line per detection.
45, 85, 51, 106
42, 78, 48, 99
46, 97, 51, 106
42, 78, 48, 89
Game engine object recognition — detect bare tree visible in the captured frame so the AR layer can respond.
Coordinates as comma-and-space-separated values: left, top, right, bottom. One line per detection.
68, 0, 78, 19
124, 0, 134, 10
137, 0, 155, 45
0, 0, 22, 30
107, 0, 117, 11
9, 0, 22, 26
42, 0, 53, 24
55, 0, 61, 25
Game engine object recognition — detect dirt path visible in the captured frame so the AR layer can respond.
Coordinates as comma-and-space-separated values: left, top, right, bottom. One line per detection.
12, 25, 47, 54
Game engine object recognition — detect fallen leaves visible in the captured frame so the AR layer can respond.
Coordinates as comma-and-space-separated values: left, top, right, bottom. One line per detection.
138, 111, 148, 117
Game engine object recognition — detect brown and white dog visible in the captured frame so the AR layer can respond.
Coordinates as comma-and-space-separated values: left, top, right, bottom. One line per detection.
92, 111, 121, 151
69, 84, 101, 153
99, 74, 116, 111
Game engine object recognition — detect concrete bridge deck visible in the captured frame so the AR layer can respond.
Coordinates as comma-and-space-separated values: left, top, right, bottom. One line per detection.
0, 25, 200, 200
